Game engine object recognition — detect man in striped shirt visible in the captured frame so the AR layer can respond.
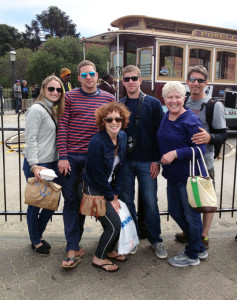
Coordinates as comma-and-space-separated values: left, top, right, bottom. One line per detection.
57, 60, 115, 268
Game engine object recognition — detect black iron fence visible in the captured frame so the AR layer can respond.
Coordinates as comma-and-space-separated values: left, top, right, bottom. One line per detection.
0, 111, 237, 221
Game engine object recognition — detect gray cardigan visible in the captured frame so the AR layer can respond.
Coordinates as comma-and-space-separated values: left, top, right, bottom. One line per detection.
23, 99, 58, 166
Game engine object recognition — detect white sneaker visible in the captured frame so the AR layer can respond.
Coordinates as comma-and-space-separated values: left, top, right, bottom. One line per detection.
129, 246, 138, 255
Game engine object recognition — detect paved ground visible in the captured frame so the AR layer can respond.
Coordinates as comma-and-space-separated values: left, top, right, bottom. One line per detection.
0, 112, 237, 300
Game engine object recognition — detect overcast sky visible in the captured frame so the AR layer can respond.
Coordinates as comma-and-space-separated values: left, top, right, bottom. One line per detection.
1, 0, 237, 38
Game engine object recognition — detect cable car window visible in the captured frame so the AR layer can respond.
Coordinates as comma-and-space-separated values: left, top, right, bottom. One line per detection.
138, 48, 152, 77
159, 45, 183, 77
216, 51, 236, 80
189, 48, 211, 78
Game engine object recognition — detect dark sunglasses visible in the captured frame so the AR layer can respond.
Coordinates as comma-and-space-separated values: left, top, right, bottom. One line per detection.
104, 117, 123, 123
189, 77, 206, 83
80, 72, 96, 78
47, 87, 62, 93
123, 76, 139, 82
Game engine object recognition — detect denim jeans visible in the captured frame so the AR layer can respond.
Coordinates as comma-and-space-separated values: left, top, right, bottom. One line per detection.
120, 160, 162, 244
59, 154, 86, 252
14, 97, 21, 113
23, 158, 60, 246
167, 180, 205, 259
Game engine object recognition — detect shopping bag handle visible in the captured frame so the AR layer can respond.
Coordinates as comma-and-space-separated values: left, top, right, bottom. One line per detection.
189, 147, 209, 178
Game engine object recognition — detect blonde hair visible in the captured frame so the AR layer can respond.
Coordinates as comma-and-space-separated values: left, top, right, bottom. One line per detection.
122, 65, 141, 78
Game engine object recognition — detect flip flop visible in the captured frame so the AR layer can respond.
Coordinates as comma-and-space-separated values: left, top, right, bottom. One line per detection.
106, 254, 127, 262
61, 257, 81, 269
92, 262, 119, 272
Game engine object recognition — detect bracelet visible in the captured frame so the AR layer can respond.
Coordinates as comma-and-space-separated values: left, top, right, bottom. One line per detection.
30, 165, 37, 172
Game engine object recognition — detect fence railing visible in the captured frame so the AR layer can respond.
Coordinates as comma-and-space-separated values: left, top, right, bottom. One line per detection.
0, 111, 237, 221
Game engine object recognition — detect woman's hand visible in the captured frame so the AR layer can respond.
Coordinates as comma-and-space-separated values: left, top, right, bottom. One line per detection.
32, 166, 47, 181
161, 150, 177, 165
111, 195, 120, 213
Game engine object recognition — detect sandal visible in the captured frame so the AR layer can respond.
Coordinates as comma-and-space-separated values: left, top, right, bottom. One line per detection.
61, 257, 81, 269
107, 254, 127, 262
92, 262, 119, 272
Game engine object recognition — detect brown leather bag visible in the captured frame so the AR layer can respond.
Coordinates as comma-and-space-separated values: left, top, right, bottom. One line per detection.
25, 177, 61, 211
79, 193, 106, 219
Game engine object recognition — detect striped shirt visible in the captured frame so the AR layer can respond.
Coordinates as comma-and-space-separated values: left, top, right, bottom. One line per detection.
57, 87, 115, 159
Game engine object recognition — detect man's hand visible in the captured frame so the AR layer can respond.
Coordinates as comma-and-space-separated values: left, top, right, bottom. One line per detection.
150, 162, 160, 179
191, 127, 211, 145
58, 160, 71, 176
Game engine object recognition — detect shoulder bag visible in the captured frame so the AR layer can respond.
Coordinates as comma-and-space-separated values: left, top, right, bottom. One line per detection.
186, 147, 217, 213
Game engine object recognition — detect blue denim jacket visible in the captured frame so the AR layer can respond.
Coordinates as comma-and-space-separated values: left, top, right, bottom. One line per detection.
83, 129, 127, 201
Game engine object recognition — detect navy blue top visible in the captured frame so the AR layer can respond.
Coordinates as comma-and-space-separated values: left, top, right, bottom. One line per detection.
120, 94, 164, 161
156, 108, 206, 182
83, 129, 127, 201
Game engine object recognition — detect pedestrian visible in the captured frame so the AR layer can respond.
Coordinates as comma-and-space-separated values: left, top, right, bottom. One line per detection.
60, 68, 73, 93
83, 102, 130, 272
13, 79, 22, 113
98, 73, 117, 96
175, 65, 227, 249
32, 83, 40, 102
22, 75, 65, 255
157, 81, 208, 267
57, 60, 115, 268
21, 80, 29, 111
119, 65, 167, 259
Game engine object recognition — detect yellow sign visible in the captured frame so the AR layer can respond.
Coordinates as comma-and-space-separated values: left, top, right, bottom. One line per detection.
194, 30, 237, 42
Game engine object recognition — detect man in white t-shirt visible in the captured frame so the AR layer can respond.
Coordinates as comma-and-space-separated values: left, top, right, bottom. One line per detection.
175, 65, 227, 249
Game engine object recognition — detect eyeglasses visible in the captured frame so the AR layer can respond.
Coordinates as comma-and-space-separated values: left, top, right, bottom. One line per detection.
47, 87, 62, 93
80, 72, 96, 78
189, 77, 206, 83
104, 117, 123, 123
123, 76, 139, 82
65, 74, 71, 77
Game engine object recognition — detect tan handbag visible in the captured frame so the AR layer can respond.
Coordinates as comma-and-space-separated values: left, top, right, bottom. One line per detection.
186, 147, 217, 213
79, 192, 106, 219
25, 177, 61, 211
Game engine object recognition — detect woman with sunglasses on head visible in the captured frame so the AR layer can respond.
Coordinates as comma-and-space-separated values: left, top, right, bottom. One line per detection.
83, 102, 130, 272
23, 75, 65, 255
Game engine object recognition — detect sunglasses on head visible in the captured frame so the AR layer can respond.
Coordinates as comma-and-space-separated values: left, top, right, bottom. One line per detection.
47, 87, 62, 93
123, 76, 139, 82
104, 117, 123, 123
189, 77, 206, 83
80, 72, 96, 79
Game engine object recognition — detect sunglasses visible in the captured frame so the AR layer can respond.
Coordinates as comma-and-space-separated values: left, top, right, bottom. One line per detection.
189, 77, 206, 83
104, 117, 123, 123
80, 72, 96, 78
47, 87, 62, 93
123, 76, 139, 82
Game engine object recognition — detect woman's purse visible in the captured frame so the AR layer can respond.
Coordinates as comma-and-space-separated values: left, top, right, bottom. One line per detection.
24, 177, 61, 211
79, 183, 106, 219
186, 147, 217, 213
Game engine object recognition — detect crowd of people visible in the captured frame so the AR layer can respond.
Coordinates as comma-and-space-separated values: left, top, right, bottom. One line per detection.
23, 60, 233, 271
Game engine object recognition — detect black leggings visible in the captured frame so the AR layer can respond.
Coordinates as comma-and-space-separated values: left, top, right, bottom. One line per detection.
85, 185, 121, 259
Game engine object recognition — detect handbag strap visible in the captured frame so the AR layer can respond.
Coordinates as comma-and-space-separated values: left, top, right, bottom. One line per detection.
189, 146, 209, 178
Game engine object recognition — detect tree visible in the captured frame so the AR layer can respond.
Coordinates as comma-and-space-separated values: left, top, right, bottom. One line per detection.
0, 24, 22, 57
86, 45, 110, 78
22, 20, 41, 52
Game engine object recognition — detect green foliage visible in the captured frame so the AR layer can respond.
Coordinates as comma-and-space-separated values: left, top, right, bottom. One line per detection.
0, 24, 22, 57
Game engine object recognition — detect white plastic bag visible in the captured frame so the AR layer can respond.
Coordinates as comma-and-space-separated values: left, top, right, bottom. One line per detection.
118, 200, 139, 255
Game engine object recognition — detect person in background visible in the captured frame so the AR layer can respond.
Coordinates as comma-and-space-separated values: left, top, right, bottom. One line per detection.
157, 81, 207, 267
21, 80, 29, 111
32, 83, 40, 102
57, 60, 115, 269
23, 75, 65, 255
119, 65, 167, 259
98, 74, 117, 96
83, 102, 130, 272
60, 68, 73, 93
175, 65, 227, 249
13, 79, 22, 113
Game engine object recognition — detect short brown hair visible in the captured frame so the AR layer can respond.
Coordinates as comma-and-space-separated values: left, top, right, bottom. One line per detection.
187, 65, 208, 81
122, 65, 141, 78
77, 60, 96, 75
95, 102, 130, 130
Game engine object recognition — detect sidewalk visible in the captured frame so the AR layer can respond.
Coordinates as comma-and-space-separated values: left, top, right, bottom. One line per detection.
0, 215, 236, 300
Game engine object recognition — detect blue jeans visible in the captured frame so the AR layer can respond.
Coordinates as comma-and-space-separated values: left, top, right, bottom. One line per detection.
14, 97, 21, 113
23, 158, 60, 246
167, 180, 205, 259
59, 154, 86, 252
120, 160, 162, 244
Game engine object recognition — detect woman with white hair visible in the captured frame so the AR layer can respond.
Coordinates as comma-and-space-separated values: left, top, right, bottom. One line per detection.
156, 81, 207, 267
